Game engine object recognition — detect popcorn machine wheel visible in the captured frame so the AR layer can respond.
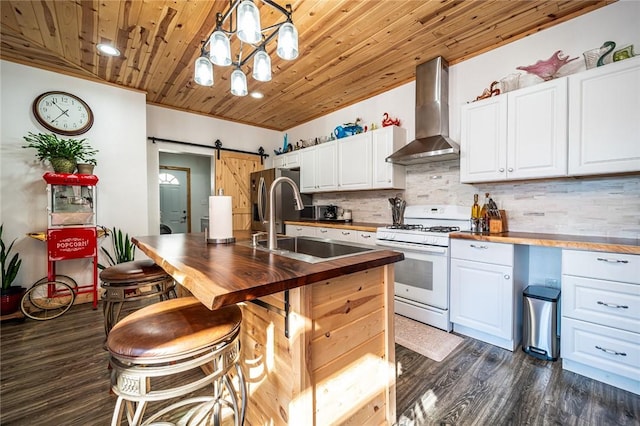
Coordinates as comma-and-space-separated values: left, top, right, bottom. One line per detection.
20, 173, 101, 321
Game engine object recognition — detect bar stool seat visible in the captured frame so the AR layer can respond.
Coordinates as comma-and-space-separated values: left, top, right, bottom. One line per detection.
100, 259, 176, 335
107, 297, 246, 426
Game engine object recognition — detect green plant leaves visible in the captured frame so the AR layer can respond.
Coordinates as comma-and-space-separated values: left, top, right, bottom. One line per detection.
22, 132, 98, 165
1, 224, 22, 290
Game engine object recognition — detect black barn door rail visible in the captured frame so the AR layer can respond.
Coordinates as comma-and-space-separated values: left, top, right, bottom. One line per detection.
148, 136, 268, 165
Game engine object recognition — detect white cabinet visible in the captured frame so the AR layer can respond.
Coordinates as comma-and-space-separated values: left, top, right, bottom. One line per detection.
354, 230, 376, 246
450, 240, 526, 351
319, 227, 357, 242
372, 126, 406, 189
568, 57, 640, 176
338, 133, 371, 190
286, 224, 316, 237
299, 126, 407, 193
460, 78, 568, 183
300, 142, 338, 193
273, 151, 300, 169
561, 249, 640, 394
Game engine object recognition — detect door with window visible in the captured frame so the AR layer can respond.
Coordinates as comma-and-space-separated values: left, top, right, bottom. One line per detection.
159, 167, 190, 234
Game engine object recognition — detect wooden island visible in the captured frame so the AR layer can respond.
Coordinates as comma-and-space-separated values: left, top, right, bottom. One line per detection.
132, 232, 404, 425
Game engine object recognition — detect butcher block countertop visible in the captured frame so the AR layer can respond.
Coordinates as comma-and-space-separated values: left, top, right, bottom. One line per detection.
451, 231, 640, 255
285, 220, 385, 232
132, 232, 403, 310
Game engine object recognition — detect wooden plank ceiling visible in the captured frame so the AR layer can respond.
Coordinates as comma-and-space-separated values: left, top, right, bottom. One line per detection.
1, 0, 613, 131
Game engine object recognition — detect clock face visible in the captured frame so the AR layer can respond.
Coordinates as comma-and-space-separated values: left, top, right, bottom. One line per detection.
32, 91, 94, 136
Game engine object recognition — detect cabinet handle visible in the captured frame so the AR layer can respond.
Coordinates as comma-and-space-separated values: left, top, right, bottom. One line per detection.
596, 257, 629, 264
361, 234, 371, 239
595, 346, 627, 357
320, 229, 327, 233
597, 301, 629, 309
499, 168, 505, 172
507, 167, 513, 172
469, 244, 488, 249
504, 274, 510, 280
341, 231, 351, 235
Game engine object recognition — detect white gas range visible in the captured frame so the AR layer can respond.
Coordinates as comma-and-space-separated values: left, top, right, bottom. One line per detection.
375, 205, 470, 331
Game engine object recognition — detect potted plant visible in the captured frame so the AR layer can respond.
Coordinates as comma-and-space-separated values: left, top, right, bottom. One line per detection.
98, 227, 136, 269
1, 224, 25, 315
22, 132, 98, 174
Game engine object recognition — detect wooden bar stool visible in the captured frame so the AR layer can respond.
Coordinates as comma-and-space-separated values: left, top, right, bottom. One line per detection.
106, 297, 246, 426
100, 259, 176, 335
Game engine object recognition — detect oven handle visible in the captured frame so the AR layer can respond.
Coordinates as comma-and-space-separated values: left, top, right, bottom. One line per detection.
375, 240, 447, 255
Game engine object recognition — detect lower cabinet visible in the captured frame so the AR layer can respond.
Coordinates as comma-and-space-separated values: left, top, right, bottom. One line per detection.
285, 224, 377, 246
561, 249, 639, 394
450, 240, 528, 351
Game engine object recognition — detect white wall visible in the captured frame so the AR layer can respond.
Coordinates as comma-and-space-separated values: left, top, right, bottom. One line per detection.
0, 60, 148, 288
295, 1, 640, 239
145, 105, 279, 233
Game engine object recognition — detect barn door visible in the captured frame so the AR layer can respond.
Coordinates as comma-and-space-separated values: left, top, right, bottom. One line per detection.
215, 151, 263, 231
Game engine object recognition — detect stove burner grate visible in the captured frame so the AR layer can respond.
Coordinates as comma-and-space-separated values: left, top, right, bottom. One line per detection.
386, 224, 460, 233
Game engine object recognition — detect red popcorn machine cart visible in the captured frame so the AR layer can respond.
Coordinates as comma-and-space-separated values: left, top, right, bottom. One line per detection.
21, 172, 100, 320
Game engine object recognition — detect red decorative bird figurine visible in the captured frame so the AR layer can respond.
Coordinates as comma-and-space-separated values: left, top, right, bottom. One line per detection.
516, 50, 578, 81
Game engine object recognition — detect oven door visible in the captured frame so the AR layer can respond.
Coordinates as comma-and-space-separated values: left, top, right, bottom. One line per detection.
377, 241, 449, 309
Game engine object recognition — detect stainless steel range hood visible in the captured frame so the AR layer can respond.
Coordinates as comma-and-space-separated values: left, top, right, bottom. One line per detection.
386, 56, 459, 165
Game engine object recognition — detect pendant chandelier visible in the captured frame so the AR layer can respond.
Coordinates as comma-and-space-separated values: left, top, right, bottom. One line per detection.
194, 0, 299, 96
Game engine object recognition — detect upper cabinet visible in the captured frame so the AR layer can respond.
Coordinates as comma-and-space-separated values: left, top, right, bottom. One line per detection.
460, 57, 640, 183
300, 126, 406, 193
300, 141, 338, 193
372, 126, 407, 189
460, 78, 568, 183
568, 57, 640, 176
273, 150, 300, 169
338, 133, 371, 190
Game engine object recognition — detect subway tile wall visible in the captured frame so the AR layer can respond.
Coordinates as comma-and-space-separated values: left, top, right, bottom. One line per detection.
313, 160, 640, 239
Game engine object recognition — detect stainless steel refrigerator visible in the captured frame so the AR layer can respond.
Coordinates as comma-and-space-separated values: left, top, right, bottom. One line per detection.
250, 168, 311, 233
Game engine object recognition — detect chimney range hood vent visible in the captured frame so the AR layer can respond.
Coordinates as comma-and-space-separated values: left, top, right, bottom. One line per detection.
386, 56, 460, 165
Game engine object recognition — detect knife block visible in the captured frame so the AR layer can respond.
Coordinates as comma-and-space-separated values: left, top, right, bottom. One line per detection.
489, 210, 508, 234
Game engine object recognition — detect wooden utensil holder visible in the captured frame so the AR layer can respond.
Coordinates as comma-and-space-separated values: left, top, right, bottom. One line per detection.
489, 210, 507, 234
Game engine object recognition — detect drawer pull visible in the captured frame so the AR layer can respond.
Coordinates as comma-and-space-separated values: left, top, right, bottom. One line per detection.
595, 346, 627, 357
341, 231, 351, 235
319, 229, 328, 233
597, 301, 629, 309
596, 257, 629, 264
361, 234, 371, 238
469, 244, 488, 249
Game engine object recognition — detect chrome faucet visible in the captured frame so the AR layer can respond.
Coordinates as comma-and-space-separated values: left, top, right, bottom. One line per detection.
268, 176, 304, 250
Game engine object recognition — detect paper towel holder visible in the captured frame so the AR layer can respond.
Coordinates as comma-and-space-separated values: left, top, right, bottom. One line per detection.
206, 188, 236, 244
205, 229, 236, 245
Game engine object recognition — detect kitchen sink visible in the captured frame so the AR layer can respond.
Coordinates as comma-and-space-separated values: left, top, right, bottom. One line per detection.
248, 235, 379, 263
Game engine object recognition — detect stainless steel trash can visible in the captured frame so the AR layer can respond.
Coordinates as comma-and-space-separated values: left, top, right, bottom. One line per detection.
523, 285, 560, 361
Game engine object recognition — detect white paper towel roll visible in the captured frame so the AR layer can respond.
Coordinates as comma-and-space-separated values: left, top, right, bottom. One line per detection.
208, 195, 233, 240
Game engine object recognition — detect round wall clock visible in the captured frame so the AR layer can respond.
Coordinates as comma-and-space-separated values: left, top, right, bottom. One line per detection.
32, 91, 94, 136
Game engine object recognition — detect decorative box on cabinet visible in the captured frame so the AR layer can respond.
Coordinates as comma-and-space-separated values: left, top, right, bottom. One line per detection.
273, 151, 300, 169
460, 78, 568, 183
450, 240, 529, 351
561, 249, 639, 394
568, 57, 640, 176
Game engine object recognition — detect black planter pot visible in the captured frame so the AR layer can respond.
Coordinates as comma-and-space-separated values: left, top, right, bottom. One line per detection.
0, 286, 26, 315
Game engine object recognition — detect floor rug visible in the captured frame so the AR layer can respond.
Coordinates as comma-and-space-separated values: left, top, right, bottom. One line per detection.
394, 314, 464, 362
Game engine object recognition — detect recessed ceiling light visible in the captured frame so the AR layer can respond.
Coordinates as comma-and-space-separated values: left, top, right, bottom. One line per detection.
250, 92, 264, 99
97, 44, 120, 56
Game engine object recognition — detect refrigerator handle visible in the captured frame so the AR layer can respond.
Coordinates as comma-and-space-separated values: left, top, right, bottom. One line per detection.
258, 176, 267, 223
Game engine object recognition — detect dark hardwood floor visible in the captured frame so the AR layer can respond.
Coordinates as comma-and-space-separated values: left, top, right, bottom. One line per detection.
1, 303, 638, 425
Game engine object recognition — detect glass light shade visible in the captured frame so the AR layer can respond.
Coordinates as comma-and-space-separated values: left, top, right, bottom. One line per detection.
194, 56, 214, 86
209, 31, 231, 66
277, 22, 298, 60
252, 50, 272, 82
237, 0, 261, 45
231, 68, 248, 96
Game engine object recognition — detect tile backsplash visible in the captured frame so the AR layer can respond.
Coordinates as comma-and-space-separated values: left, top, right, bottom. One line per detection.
313, 160, 640, 239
